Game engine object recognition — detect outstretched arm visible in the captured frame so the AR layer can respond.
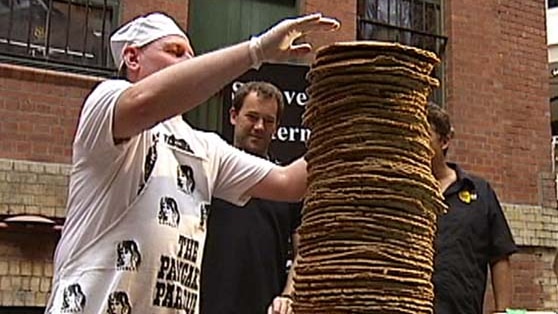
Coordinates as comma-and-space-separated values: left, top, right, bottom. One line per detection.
113, 14, 339, 140
491, 256, 513, 312
247, 157, 307, 202
114, 42, 253, 140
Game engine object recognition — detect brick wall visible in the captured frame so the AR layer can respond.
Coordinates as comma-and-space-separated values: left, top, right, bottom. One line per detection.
302, 0, 357, 52
0, 158, 70, 306
0, 59, 94, 309
0, 230, 57, 307
445, 0, 551, 206
0, 2, 191, 309
0, 159, 70, 220
121, 0, 190, 28
444, 0, 556, 311
484, 247, 558, 312
0, 0, 555, 310
0, 64, 101, 164
494, 205, 558, 312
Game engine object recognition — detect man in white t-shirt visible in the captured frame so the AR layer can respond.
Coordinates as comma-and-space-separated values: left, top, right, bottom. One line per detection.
46, 12, 339, 314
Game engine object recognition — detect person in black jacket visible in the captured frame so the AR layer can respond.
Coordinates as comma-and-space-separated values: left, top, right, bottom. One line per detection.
201, 81, 300, 314
428, 102, 518, 314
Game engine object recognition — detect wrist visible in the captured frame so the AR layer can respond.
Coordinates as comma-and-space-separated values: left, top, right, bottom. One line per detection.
248, 36, 264, 69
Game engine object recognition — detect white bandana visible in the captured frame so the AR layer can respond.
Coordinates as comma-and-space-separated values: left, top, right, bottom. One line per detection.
110, 12, 188, 67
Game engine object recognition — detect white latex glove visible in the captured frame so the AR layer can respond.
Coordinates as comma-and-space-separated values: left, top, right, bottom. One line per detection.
249, 13, 340, 69
267, 295, 293, 314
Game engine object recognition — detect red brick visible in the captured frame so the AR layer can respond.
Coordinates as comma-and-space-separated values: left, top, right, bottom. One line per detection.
445, 0, 550, 206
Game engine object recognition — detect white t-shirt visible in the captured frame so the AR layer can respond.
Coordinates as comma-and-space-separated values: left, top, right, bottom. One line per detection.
47, 80, 275, 314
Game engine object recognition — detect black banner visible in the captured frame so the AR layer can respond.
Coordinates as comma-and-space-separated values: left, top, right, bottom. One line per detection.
222, 64, 310, 164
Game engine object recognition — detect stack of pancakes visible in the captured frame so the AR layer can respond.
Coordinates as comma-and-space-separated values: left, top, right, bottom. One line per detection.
293, 42, 447, 314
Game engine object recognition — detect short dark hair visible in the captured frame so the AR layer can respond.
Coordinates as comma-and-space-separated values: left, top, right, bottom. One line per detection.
232, 81, 284, 121
427, 101, 454, 155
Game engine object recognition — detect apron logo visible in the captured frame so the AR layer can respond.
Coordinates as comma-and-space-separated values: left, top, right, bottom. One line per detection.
458, 189, 477, 204
177, 165, 196, 194
164, 134, 193, 153
158, 196, 181, 228
153, 235, 200, 311
116, 240, 142, 271
138, 144, 158, 194
106, 291, 132, 314
61, 283, 86, 313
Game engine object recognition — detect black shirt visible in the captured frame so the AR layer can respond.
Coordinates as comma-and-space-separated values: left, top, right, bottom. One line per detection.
433, 163, 518, 314
200, 197, 300, 314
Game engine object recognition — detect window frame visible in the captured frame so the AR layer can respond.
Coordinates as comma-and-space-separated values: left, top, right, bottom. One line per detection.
356, 0, 447, 104
0, 0, 120, 77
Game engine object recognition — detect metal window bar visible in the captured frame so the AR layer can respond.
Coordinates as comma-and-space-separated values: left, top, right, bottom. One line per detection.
387, 0, 390, 24
357, 0, 446, 104
45, 0, 53, 57
357, 0, 446, 56
422, 1, 426, 32
100, 0, 106, 65
0, 0, 118, 76
82, 0, 89, 61
26, 1, 34, 54
409, 0, 413, 30
64, 0, 72, 57
357, 17, 447, 57
7, 0, 14, 44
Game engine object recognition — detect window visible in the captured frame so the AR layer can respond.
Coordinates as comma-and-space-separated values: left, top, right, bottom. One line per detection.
550, 0, 558, 9
357, 0, 447, 102
358, 0, 445, 55
0, 0, 119, 76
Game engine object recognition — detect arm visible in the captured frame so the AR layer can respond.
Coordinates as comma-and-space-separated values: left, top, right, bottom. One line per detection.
247, 157, 307, 202
268, 232, 299, 314
114, 42, 253, 140
114, 14, 339, 140
282, 231, 299, 296
484, 181, 517, 312
490, 256, 513, 312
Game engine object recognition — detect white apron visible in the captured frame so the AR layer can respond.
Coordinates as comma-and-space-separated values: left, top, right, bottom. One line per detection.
49, 121, 211, 314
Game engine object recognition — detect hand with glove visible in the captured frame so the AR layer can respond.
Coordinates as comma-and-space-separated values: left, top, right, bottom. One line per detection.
267, 295, 293, 314
249, 13, 340, 69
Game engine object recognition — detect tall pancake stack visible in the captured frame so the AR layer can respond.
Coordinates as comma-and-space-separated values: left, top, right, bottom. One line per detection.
293, 42, 447, 314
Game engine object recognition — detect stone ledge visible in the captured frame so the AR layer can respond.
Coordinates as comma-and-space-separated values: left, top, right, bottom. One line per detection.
503, 203, 558, 247
0, 62, 104, 88
0, 159, 70, 219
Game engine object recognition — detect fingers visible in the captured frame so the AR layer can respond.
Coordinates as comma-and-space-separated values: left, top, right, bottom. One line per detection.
280, 14, 340, 53
293, 14, 340, 33
291, 13, 323, 24
318, 16, 341, 30
253, 12, 340, 67
268, 296, 293, 314
290, 43, 312, 54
